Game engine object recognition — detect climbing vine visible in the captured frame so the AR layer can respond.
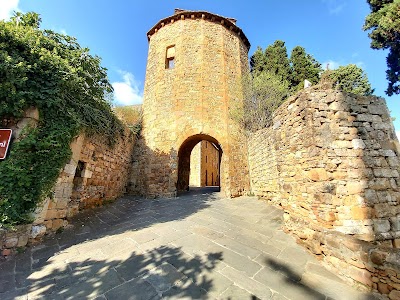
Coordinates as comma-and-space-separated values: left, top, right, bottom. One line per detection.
0, 12, 124, 225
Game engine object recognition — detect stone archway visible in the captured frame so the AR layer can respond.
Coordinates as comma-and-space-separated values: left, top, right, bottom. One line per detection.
177, 134, 222, 192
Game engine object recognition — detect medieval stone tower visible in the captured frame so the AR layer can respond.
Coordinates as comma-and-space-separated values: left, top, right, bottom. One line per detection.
131, 9, 251, 197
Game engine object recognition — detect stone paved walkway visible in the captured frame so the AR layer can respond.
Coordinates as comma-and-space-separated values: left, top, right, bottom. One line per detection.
0, 187, 384, 300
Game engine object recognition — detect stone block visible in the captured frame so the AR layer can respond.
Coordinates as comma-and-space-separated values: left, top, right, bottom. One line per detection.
307, 168, 329, 181
347, 265, 373, 287
82, 169, 93, 178
347, 181, 367, 195
369, 178, 392, 191
328, 101, 346, 111
351, 207, 372, 220
5, 237, 18, 248
52, 219, 64, 230
2, 249, 11, 256
332, 140, 352, 149
17, 235, 29, 247
373, 168, 399, 178
389, 290, 400, 299
352, 139, 366, 149
64, 163, 77, 175
378, 282, 390, 294
388, 157, 400, 168
31, 225, 46, 239
374, 220, 391, 233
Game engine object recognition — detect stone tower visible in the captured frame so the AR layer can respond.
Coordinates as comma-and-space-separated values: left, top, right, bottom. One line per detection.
132, 9, 250, 197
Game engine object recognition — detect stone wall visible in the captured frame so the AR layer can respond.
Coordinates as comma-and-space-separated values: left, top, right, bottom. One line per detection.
1, 131, 135, 255
248, 87, 400, 294
131, 10, 250, 198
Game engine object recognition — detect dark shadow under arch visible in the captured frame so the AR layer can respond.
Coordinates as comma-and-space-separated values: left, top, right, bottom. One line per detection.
177, 134, 222, 192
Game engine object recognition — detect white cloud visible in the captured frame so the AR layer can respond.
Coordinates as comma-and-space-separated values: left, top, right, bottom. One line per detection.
112, 71, 143, 106
322, 0, 347, 15
0, 0, 20, 20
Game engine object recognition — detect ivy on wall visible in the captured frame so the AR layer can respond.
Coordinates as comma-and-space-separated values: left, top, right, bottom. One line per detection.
0, 12, 124, 225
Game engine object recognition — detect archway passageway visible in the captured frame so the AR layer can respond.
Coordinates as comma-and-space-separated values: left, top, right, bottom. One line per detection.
177, 134, 222, 193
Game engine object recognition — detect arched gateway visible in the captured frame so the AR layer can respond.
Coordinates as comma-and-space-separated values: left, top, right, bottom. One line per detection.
130, 9, 250, 197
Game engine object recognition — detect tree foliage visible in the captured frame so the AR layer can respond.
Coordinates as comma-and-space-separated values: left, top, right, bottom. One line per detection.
0, 12, 124, 225
264, 40, 292, 83
230, 72, 290, 133
290, 46, 322, 91
364, 0, 400, 95
250, 40, 322, 93
320, 64, 374, 95
250, 46, 266, 75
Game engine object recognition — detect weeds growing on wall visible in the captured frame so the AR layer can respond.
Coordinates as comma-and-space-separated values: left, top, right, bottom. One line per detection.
113, 105, 143, 135
0, 12, 124, 225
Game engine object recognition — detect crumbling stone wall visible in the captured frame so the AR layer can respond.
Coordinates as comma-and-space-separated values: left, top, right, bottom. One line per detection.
1, 131, 135, 254
131, 10, 250, 198
248, 88, 400, 294
40, 132, 135, 230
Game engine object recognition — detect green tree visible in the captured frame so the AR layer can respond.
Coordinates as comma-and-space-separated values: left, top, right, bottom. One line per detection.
250, 46, 266, 75
230, 71, 290, 133
321, 64, 374, 95
290, 46, 322, 91
264, 40, 291, 83
364, 0, 400, 95
0, 12, 123, 225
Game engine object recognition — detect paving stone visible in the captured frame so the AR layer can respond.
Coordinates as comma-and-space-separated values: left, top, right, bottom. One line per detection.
143, 262, 186, 292
219, 284, 259, 299
305, 262, 344, 283
15, 252, 32, 273
115, 252, 161, 281
212, 235, 262, 259
0, 274, 16, 293
301, 271, 366, 300
219, 266, 272, 300
105, 277, 159, 300
162, 278, 208, 299
54, 268, 124, 299
0, 259, 15, 276
130, 230, 160, 245
0, 288, 28, 300
205, 243, 262, 277
0, 189, 376, 299
254, 267, 326, 300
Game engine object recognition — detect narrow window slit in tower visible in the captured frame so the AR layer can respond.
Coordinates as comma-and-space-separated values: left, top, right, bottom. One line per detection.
166, 45, 175, 69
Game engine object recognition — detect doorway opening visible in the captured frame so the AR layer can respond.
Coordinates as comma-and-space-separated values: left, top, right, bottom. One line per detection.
177, 134, 222, 193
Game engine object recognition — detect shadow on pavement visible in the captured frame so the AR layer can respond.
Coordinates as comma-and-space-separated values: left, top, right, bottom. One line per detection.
266, 258, 326, 299
0, 188, 222, 299
8, 245, 223, 299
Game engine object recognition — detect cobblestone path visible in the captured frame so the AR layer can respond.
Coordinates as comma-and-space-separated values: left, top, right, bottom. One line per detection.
0, 187, 382, 299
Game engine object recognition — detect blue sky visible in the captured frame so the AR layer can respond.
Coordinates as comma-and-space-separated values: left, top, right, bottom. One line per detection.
1, 0, 399, 136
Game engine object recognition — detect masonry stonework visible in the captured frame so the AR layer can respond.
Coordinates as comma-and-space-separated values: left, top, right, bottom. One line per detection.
1, 131, 135, 254
248, 87, 400, 294
130, 10, 250, 197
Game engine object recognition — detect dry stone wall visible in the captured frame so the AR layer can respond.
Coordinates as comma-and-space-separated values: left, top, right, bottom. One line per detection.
1, 131, 135, 255
248, 87, 400, 294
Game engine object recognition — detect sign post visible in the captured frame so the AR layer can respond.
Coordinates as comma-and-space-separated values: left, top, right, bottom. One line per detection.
0, 129, 12, 160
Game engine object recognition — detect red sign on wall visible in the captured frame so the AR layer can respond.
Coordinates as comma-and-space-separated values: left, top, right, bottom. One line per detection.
0, 129, 12, 160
